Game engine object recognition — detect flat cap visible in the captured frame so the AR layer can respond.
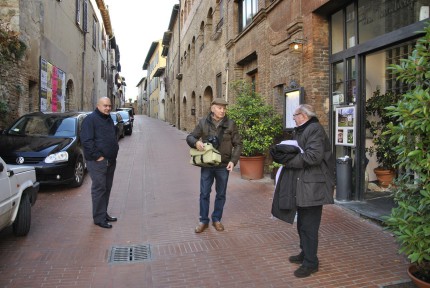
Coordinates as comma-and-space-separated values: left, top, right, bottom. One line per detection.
211, 98, 228, 105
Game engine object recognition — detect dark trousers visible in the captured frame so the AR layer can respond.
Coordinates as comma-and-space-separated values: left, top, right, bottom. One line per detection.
199, 166, 230, 224
297, 205, 323, 268
87, 159, 116, 224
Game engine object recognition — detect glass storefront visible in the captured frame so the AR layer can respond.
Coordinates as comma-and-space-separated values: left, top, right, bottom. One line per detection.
364, 42, 415, 181
358, 0, 429, 44
329, 0, 429, 200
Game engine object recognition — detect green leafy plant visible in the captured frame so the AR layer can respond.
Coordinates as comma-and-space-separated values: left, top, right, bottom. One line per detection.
269, 162, 282, 170
365, 89, 400, 170
383, 21, 430, 283
0, 99, 8, 114
0, 20, 26, 64
228, 80, 283, 157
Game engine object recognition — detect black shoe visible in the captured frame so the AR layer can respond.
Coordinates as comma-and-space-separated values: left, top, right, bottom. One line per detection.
289, 253, 304, 264
106, 214, 117, 222
294, 265, 318, 278
95, 222, 112, 229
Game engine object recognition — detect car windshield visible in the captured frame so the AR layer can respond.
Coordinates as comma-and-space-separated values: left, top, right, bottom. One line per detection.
7, 115, 76, 137
118, 111, 129, 121
110, 113, 117, 122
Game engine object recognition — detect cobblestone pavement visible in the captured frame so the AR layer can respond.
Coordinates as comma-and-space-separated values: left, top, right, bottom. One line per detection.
0, 115, 414, 288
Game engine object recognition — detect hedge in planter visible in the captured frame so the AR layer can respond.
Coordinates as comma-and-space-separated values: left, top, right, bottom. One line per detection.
228, 80, 283, 157
384, 21, 430, 284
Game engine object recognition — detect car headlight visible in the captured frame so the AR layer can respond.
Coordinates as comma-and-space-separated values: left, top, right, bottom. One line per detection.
44, 151, 69, 163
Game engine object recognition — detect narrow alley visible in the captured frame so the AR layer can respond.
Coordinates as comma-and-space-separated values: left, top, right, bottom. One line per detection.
0, 115, 413, 288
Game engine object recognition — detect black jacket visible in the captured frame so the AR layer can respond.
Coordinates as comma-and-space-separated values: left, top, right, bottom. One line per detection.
286, 117, 335, 207
270, 144, 301, 224
80, 109, 119, 161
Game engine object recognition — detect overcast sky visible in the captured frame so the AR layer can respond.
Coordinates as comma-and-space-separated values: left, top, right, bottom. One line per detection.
104, 0, 179, 101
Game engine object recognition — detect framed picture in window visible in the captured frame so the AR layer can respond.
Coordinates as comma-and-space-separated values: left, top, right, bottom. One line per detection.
284, 86, 304, 130
335, 105, 356, 147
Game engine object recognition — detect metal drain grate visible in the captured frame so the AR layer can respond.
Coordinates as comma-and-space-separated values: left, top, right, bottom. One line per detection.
109, 244, 151, 263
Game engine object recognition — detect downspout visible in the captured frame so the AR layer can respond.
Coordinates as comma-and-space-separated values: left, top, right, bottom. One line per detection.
81, 34, 86, 110
177, 0, 181, 129
225, 63, 229, 101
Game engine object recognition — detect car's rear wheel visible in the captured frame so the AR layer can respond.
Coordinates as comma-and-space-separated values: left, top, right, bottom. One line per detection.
70, 156, 85, 188
13, 193, 31, 236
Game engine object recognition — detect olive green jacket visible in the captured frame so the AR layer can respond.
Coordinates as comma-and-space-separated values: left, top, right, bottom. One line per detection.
186, 113, 243, 166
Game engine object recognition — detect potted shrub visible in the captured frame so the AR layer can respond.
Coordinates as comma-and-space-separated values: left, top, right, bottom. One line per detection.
365, 89, 400, 187
383, 22, 430, 287
228, 80, 283, 180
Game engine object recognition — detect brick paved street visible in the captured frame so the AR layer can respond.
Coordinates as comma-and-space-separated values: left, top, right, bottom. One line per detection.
0, 115, 414, 288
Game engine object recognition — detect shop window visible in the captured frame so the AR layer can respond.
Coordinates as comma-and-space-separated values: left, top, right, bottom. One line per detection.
331, 10, 344, 54
346, 58, 356, 103
346, 4, 356, 49
332, 62, 345, 105
330, 0, 429, 53
385, 42, 415, 95
332, 59, 356, 105
358, 0, 430, 44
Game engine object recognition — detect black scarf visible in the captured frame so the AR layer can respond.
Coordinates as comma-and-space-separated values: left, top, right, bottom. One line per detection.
295, 116, 319, 133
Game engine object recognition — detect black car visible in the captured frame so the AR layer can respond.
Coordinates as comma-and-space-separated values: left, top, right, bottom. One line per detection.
117, 110, 133, 135
116, 107, 134, 127
0, 112, 88, 187
110, 112, 125, 141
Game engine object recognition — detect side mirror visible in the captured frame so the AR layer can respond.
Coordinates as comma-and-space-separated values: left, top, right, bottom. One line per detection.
0, 162, 4, 172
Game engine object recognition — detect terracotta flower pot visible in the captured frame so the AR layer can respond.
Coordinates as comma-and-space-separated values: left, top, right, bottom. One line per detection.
239, 155, 265, 180
408, 264, 430, 288
374, 167, 396, 188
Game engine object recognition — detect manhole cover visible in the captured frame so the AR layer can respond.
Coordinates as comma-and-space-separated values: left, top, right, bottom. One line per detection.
109, 244, 151, 263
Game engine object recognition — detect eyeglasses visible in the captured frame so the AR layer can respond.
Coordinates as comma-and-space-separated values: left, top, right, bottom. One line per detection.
293, 113, 302, 118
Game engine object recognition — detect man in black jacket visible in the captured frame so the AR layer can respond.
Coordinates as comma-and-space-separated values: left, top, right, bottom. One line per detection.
81, 97, 119, 229
281, 104, 335, 278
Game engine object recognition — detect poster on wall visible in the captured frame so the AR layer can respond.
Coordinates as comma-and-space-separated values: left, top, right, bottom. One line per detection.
335, 106, 356, 147
285, 87, 304, 130
40, 58, 66, 112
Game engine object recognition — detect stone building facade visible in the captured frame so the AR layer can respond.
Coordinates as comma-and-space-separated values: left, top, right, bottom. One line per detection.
161, 0, 430, 201
143, 40, 166, 120
162, 0, 330, 133
0, 0, 122, 128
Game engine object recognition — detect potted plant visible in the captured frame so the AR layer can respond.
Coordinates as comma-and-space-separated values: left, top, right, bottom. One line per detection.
228, 80, 283, 180
365, 89, 400, 187
383, 22, 430, 287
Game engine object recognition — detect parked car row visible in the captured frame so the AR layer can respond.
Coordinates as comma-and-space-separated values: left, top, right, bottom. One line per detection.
0, 109, 133, 190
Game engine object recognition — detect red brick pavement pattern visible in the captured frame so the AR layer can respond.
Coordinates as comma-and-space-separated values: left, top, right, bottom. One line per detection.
0, 115, 412, 288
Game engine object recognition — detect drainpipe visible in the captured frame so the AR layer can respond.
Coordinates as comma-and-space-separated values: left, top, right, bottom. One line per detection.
81, 34, 86, 110
177, 0, 181, 129
225, 63, 229, 101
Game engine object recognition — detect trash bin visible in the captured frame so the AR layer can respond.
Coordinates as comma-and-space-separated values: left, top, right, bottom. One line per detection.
336, 156, 352, 201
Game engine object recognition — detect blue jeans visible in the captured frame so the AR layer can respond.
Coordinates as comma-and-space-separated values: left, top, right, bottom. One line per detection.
199, 166, 230, 224
87, 159, 116, 224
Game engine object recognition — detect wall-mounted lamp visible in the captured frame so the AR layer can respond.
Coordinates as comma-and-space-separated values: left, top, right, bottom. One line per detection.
289, 39, 307, 53
191, 106, 196, 116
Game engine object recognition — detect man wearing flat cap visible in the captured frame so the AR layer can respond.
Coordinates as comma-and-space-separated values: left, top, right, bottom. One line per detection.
186, 98, 242, 233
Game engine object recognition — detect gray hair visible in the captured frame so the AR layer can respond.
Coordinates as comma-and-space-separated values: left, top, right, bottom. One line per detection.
297, 104, 316, 117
